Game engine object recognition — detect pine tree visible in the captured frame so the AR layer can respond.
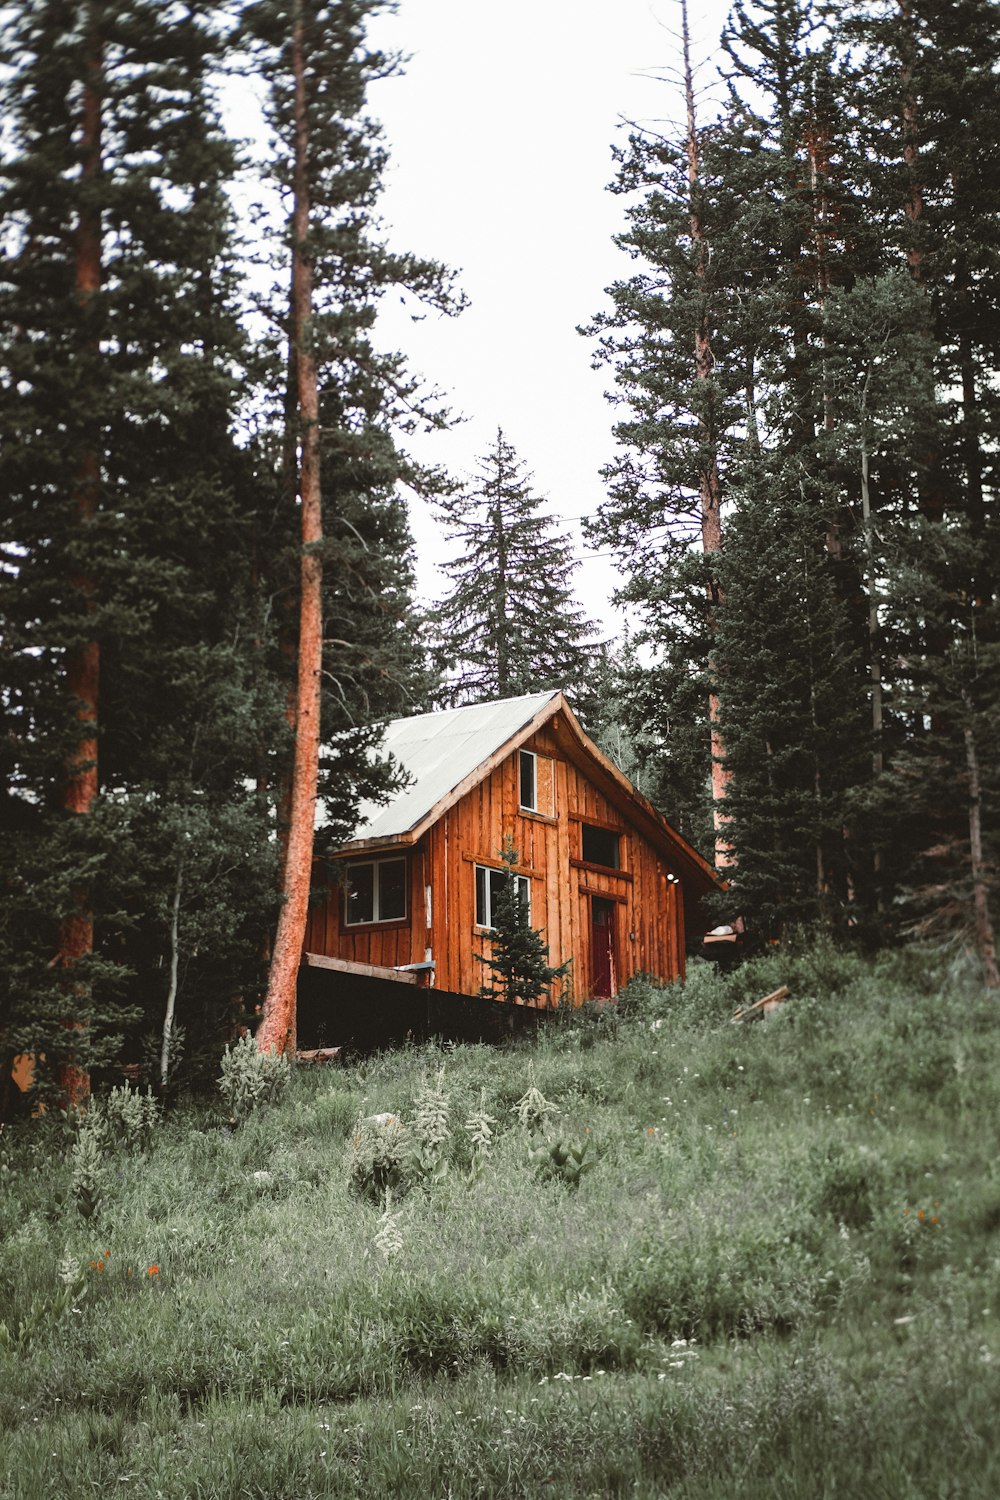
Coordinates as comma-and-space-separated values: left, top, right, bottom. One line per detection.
476, 841, 571, 1008
837, 0, 1000, 972
0, 0, 276, 1100
243, 0, 460, 1052
433, 429, 598, 707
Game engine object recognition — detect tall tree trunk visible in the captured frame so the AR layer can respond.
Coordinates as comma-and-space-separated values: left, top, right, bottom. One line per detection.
57, 14, 103, 1106
258, 2, 323, 1055
160, 863, 183, 1089
962, 698, 999, 990
276, 262, 302, 871
681, 0, 730, 869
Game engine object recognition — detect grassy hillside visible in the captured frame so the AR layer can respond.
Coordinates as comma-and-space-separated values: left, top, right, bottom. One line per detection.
2, 948, 999, 1498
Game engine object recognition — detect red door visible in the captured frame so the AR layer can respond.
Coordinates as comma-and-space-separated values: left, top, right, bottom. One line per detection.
591, 897, 618, 999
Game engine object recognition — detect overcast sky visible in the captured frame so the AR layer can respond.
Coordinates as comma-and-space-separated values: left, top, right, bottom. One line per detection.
365, 0, 732, 641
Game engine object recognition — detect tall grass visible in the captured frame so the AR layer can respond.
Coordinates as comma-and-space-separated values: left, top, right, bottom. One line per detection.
2, 947, 998, 1497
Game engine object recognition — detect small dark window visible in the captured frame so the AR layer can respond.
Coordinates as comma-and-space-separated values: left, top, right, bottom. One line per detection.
582, 823, 620, 869
345, 857, 407, 924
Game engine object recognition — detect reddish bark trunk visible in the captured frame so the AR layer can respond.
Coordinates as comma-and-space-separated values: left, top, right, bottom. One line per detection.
276, 277, 301, 870
258, 3, 323, 1056
57, 17, 103, 1107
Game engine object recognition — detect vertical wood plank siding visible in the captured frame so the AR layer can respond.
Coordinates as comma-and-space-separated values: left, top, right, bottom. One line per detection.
306, 723, 687, 1002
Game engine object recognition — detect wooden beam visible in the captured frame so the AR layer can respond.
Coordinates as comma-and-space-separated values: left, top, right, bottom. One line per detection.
731, 985, 790, 1024
303, 952, 418, 985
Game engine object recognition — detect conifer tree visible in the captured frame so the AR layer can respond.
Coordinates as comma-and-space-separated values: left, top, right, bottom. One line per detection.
0, 0, 275, 1099
587, 0, 1000, 956
243, 0, 460, 1052
477, 841, 570, 1008
433, 429, 598, 707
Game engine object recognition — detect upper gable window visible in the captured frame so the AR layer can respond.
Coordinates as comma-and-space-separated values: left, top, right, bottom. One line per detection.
345, 856, 407, 925
581, 823, 620, 869
519, 749, 554, 816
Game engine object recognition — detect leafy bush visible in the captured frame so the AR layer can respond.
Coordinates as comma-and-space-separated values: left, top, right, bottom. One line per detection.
346, 1113, 410, 1204
98, 1084, 160, 1154
514, 1081, 559, 1133
810, 1141, 885, 1228
527, 1133, 597, 1190
217, 1034, 290, 1122
70, 1113, 105, 1220
0, 1254, 87, 1352
411, 1068, 451, 1180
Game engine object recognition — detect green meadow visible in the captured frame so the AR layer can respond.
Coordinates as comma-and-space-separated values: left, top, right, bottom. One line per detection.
2, 948, 999, 1498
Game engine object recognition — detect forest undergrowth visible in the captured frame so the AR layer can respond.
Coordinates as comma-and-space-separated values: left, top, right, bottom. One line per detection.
1, 946, 998, 1498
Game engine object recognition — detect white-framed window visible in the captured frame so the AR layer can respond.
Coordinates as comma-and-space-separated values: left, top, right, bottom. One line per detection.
519, 749, 554, 815
475, 863, 531, 930
345, 856, 407, 925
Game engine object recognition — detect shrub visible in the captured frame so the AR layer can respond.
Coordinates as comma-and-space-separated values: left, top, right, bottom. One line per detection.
464, 1090, 496, 1158
411, 1068, 451, 1180
98, 1083, 160, 1154
218, 1034, 291, 1122
514, 1081, 559, 1133
527, 1133, 597, 1190
810, 1141, 885, 1229
347, 1113, 410, 1204
70, 1113, 105, 1220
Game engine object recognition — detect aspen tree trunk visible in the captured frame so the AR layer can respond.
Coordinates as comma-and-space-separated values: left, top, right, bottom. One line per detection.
858, 367, 884, 779
680, 0, 730, 869
962, 699, 1000, 990
258, 2, 323, 1055
160, 863, 183, 1089
57, 15, 103, 1106
899, 1, 945, 528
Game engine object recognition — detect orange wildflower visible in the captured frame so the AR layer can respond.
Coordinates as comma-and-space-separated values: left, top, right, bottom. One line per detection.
147, 1265, 159, 1277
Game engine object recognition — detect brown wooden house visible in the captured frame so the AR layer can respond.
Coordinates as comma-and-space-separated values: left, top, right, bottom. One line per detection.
302, 691, 721, 1022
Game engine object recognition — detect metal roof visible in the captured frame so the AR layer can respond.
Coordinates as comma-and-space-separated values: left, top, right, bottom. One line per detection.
344, 691, 561, 846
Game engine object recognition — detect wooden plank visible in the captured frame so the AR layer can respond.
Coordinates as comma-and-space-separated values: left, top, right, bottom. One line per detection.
303, 952, 418, 985
732, 985, 790, 1024
577, 883, 629, 903
569, 858, 634, 882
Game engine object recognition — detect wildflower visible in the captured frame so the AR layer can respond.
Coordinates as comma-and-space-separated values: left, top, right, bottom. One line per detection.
147, 1265, 159, 1277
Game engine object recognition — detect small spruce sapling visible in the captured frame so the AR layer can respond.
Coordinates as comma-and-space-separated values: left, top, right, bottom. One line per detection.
477, 840, 571, 1007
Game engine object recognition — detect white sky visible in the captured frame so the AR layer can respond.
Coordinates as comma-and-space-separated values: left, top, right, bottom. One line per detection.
365, 0, 732, 641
